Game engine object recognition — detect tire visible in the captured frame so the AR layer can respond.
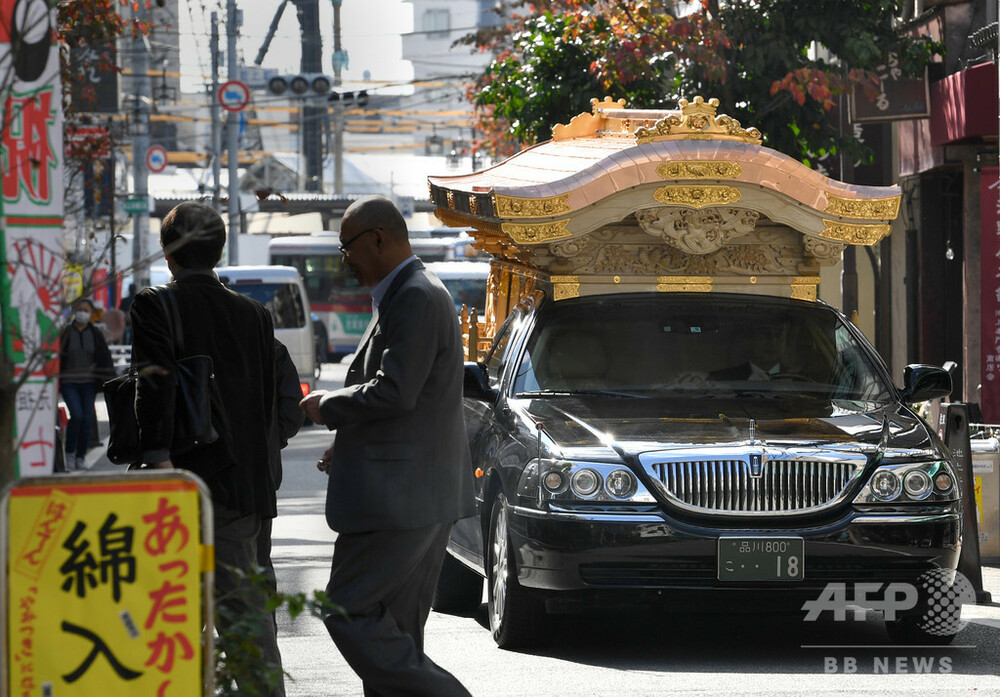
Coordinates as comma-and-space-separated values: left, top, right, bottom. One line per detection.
884, 570, 970, 646
487, 491, 545, 648
432, 552, 483, 616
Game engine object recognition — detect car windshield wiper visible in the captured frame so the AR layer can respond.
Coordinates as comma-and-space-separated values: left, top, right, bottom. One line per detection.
516, 389, 650, 398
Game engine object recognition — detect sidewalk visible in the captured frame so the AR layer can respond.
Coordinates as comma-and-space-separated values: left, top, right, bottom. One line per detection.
79, 399, 115, 473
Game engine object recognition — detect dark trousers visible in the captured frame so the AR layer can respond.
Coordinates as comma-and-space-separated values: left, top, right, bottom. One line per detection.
215, 507, 285, 697
324, 522, 471, 697
60, 382, 96, 458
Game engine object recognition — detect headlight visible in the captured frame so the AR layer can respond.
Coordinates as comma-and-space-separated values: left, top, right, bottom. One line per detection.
902, 470, 932, 499
518, 459, 654, 503
853, 461, 959, 504
571, 468, 601, 497
870, 471, 901, 501
605, 469, 638, 498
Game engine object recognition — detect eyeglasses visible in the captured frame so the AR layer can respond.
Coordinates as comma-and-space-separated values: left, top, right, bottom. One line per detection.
339, 227, 379, 254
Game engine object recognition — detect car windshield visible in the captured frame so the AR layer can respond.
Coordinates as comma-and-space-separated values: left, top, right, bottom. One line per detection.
511, 294, 893, 403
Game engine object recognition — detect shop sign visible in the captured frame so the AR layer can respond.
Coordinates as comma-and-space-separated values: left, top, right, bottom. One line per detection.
980, 167, 1000, 422
2, 472, 213, 696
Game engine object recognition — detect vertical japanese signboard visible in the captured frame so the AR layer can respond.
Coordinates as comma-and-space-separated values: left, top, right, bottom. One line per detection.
1, 0, 65, 476
849, 53, 931, 122
981, 167, 1000, 423
2, 471, 214, 696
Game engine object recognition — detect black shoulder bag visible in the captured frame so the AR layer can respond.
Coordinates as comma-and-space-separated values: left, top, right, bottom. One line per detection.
103, 287, 218, 465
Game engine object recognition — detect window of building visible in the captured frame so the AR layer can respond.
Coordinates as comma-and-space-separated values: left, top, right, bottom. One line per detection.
422, 8, 450, 38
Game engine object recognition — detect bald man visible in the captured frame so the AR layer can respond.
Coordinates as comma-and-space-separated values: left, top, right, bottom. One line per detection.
301, 195, 474, 697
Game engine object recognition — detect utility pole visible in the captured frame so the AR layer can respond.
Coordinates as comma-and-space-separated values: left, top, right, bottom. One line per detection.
332, 0, 344, 194
227, 0, 240, 264
131, 3, 151, 289
211, 12, 222, 210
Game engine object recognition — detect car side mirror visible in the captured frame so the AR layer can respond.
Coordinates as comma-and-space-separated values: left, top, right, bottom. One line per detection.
900, 364, 952, 403
464, 361, 496, 402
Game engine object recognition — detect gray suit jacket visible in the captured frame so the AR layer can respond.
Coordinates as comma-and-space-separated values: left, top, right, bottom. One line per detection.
319, 259, 475, 533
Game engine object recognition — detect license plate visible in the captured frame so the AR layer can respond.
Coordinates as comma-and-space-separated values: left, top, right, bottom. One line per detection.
718, 537, 804, 581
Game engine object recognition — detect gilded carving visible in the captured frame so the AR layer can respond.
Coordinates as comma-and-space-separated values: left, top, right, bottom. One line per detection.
635, 97, 763, 145
636, 207, 759, 254
656, 161, 743, 180
495, 193, 572, 218
468, 195, 478, 215
790, 277, 820, 302
820, 220, 891, 246
551, 275, 581, 301
446, 190, 455, 209
653, 185, 743, 209
502, 219, 572, 245
552, 96, 626, 140
824, 194, 900, 220
656, 276, 714, 293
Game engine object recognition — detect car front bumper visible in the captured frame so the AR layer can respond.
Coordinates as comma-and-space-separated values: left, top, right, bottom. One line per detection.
509, 504, 962, 603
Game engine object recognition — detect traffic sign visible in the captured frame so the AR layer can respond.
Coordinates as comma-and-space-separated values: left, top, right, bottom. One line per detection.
218, 79, 250, 112
123, 197, 148, 214
146, 145, 168, 173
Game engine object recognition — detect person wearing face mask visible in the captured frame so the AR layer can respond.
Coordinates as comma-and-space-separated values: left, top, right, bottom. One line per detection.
59, 297, 115, 470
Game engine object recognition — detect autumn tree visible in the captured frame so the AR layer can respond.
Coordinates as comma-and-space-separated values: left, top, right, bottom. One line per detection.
465, 0, 941, 164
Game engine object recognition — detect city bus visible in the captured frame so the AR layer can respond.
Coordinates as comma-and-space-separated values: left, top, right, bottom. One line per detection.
268, 234, 369, 361
269, 232, 483, 359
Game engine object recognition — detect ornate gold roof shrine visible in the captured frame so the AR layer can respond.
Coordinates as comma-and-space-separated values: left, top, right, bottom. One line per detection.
428, 97, 901, 345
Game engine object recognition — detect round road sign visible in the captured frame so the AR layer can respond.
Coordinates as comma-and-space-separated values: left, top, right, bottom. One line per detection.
218, 80, 250, 112
146, 145, 168, 173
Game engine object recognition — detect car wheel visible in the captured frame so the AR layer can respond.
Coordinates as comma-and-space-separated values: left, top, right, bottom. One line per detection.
487, 491, 544, 648
432, 552, 483, 616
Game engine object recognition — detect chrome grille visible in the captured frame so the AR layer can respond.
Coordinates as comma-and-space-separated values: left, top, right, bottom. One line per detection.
647, 458, 861, 514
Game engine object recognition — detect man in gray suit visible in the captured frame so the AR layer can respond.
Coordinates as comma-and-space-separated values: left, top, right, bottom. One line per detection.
300, 196, 475, 697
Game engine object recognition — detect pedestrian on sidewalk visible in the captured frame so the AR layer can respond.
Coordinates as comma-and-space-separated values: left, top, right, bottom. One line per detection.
300, 195, 475, 697
130, 202, 285, 697
59, 297, 114, 470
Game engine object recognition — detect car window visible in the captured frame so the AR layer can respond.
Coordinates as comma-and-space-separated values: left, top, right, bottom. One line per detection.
511, 295, 892, 403
227, 282, 307, 329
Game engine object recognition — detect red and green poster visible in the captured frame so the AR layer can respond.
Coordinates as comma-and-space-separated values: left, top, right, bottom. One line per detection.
1, 0, 64, 476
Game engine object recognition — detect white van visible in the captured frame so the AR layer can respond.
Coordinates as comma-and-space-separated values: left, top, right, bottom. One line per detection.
216, 265, 316, 396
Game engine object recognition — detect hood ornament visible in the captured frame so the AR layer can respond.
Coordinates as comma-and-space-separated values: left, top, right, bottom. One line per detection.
748, 418, 767, 477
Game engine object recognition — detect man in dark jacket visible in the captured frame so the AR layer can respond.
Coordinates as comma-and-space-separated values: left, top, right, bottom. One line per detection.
130, 202, 283, 697
301, 195, 475, 696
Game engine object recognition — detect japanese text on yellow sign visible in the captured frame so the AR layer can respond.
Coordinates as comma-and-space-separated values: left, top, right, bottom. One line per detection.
5, 475, 208, 697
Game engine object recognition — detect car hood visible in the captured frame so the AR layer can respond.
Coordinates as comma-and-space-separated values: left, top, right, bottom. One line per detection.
513, 394, 937, 461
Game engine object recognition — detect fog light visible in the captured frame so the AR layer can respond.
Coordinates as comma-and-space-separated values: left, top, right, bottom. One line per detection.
571, 468, 601, 497
542, 470, 565, 493
902, 470, 932, 499
934, 472, 954, 493
604, 469, 637, 498
870, 470, 901, 501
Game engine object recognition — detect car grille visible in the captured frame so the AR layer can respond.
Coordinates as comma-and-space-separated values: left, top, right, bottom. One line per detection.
644, 458, 863, 515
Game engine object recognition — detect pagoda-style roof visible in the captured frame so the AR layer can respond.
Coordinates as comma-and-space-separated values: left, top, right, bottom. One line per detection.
429, 96, 900, 308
